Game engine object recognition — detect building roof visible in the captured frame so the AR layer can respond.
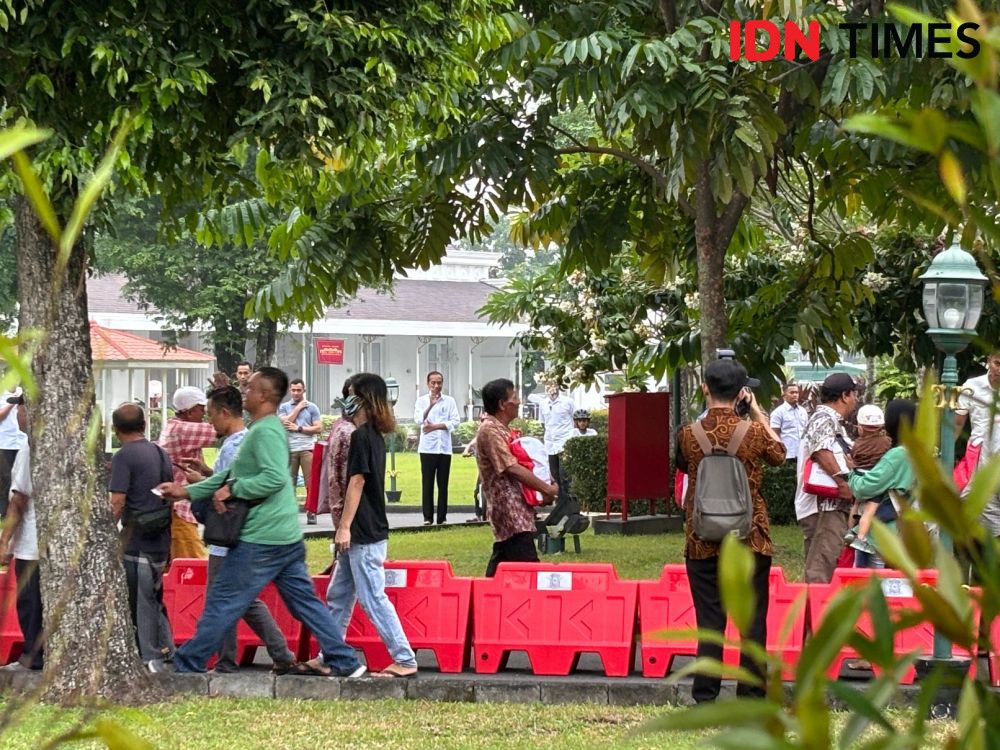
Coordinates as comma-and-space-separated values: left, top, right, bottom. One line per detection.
324, 279, 501, 323
87, 274, 506, 324
90, 322, 214, 363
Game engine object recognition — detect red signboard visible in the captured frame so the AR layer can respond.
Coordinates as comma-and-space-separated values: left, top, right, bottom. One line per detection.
315, 338, 345, 365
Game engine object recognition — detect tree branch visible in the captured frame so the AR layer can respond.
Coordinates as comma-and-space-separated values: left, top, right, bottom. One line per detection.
554, 145, 668, 192
658, 0, 677, 34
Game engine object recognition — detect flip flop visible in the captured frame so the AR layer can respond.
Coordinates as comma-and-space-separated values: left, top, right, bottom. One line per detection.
373, 664, 417, 679
290, 661, 333, 677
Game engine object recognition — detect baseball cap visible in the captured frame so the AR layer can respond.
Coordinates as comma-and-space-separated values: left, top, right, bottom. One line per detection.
857, 404, 885, 427
821, 372, 857, 396
172, 386, 208, 412
704, 359, 759, 396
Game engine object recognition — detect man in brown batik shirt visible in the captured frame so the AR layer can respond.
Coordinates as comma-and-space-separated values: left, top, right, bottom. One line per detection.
676, 358, 785, 704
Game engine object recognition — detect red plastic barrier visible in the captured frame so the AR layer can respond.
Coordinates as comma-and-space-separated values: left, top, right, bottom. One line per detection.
162, 558, 300, 666
808, 568, 979, 684
637, 565, 698, 677
303, 561, 473, 673
0, 567, 23, 665
638, 565, 807, 679
989, 617, 1000, 687
304, 441, 327, 515
473, 562, 637, 677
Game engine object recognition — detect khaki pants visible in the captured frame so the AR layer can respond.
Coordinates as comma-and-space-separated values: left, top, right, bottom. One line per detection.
800, 509, 850, 584
290, 449, 313, 497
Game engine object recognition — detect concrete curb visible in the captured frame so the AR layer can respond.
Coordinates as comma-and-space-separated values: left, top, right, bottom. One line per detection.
4, 665, 993, 708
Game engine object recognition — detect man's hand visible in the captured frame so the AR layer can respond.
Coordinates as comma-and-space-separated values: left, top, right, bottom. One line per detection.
422, 422, 443, 434
335, 527, 351, 553
0, 539, 11, 568
836, 479, 853, 501
282, 419, 297, 432
157, 482, 190, 500
542, 482, 559, 505
183, 468, 206, 484
213, 484, 232, 503
179, 457, 211, 475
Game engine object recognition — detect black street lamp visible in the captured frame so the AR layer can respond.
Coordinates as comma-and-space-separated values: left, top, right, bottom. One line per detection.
385, 377, 402, 503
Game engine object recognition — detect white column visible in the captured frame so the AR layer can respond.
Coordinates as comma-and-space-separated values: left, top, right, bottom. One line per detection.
143, 368, 151, 440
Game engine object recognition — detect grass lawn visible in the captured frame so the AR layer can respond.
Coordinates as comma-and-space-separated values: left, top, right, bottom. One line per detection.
0, 699, 955, 750
202, 448, 476, 506
304, 523, 808, 580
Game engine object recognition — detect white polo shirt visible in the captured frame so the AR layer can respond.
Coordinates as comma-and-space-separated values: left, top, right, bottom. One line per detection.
10, 443, 37, 561
530, 394, 576, 455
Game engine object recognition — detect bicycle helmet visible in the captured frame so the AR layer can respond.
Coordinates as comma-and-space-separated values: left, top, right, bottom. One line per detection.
572, 409, 591, 420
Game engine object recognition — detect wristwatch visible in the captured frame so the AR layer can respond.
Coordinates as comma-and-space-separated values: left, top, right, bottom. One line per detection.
297, 425, 303, 433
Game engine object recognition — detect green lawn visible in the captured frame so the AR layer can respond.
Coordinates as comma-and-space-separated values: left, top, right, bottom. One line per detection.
304, 523, 808, 581
0, 699, 955, 750
202, 448, 477, 506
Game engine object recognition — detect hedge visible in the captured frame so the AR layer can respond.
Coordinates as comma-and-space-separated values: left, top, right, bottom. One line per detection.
760, 460, 797, 526
561, 435, 607, 513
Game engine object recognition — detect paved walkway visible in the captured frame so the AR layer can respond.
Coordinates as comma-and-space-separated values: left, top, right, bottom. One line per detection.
299, 508, 485, 537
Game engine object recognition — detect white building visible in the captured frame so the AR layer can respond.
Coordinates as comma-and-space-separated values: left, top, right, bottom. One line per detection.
87, 250, 539, 422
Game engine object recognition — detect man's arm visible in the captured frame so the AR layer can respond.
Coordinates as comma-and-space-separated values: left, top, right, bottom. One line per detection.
0, 402, 14, 421
334, 474, 365, 551
109, 491, 127, 521
955, 411, 968, 437
0, 490, 28, 563
812, 448, 853, 500
503, 462, 558, 501
443, 398, 461, 432
301, 404, 323, 435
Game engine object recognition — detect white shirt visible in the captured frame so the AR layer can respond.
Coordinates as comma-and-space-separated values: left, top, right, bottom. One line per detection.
529, 394, 576, 455
770, 401, 808, 459
414, 394, 461, 454
572, 428, 597, 437
957, 374, 1000, 461
10, 443, 37, 560
0, 395, 25, 451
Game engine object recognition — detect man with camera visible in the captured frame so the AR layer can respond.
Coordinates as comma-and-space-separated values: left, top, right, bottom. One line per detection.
676, 357, 785, 703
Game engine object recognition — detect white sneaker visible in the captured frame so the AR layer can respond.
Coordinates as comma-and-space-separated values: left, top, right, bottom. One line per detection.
340, 664, 367, 678
146, 659, 168, 673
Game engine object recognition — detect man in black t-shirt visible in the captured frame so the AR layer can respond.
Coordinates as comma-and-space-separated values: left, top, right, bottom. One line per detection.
108, 403, 175, 672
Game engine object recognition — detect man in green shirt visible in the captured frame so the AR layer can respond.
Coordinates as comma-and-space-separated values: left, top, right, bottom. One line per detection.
159, 367, 364, 676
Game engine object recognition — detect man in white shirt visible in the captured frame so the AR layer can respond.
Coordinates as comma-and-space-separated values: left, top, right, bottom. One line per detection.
278, 378, 323, 523
414, 371, 461, 525
956, 352, 1000, 536
0, 397, 41, 670
0, 390, 25, 517
770, 383, 808, 462
528, 384, 576, 495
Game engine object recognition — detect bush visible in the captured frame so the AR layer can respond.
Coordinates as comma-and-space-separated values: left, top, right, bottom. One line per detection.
588, 408, 608, 435
760, 460, 797, 525
510, 417, 544, 438
453, 420, 479, 446
320, 414, 336, 441
561, 435, 607, 512
388, 423, 411, 452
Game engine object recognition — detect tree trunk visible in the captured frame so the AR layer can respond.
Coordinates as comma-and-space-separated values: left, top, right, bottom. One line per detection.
212, 315, 248, 377
254, 317, 277, 367
15, 199, 160, 705
693, 165, 749, 367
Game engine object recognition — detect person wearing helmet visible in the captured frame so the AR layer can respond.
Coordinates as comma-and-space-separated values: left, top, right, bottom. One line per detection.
572, 409, 597, 437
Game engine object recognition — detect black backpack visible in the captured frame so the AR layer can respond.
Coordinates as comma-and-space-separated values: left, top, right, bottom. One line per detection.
689, 420, 753, 542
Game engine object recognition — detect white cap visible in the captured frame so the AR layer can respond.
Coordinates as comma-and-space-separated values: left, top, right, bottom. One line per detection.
172, 386, 208, 412
857, 404, 885, 427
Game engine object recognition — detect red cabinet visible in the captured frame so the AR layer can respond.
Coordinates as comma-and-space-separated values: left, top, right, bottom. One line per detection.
605, 392, 671, 520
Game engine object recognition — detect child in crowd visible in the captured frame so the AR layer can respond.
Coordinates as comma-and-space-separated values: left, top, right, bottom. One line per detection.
846, 404, 893, 561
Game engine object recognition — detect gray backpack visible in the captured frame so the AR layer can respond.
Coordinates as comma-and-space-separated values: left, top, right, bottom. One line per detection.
689, 420, 753, 542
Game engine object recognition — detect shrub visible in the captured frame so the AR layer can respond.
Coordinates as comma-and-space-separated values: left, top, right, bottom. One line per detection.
320, 414, 337, 440
388, 423, 411, 452
588, 408, 608, 435
510, 417, 544, 438
453, 420, 479, 445
760, 460, 797, 525
561, 435, 607, 512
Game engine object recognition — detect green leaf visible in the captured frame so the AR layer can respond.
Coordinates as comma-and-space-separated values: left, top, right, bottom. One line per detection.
794, 587, 865, 699
0, 125, 50, 160
61, 119, 132, 266
939, 150, 968, 206
11, 152, 61, 243
719, 535, 756, 634
664, 656, 763, 689
843, 113, 935, 154
870, 521, 918, 579
963, 453, 1000, 526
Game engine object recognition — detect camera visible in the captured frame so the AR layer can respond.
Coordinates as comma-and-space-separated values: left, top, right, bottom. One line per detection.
716, 348, 736, 360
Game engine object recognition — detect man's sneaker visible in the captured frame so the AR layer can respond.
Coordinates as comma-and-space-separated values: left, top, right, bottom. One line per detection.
306, 512, 317, 525
146, 659, 169, 674
422, 520, 432, 526
334, 664, 367, 678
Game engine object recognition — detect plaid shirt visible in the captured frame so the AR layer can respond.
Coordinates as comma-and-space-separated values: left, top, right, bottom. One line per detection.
158, 417, 217, 523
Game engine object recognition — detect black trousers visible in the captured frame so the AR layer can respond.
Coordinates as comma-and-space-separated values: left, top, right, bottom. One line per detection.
485, 532, 538, 577
420, 453, 451, 524
0, 448, 19, 518
686, 552, 771, 703
14, 558, 43, 669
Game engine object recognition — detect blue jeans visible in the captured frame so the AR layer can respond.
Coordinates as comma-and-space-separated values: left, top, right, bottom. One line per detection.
326, 540, 417, 668
854, 548, 886, 569
174, 540, 360, 674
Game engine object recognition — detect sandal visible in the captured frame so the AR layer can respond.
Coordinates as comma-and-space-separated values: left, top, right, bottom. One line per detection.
290, 661, 333, 677
845, 659, 872, 671
373, 663, 418, 679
